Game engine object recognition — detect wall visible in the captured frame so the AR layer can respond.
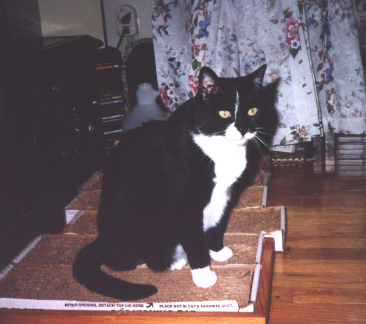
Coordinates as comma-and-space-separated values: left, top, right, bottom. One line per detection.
38, 0, 105, 42
38, 0, 153, 45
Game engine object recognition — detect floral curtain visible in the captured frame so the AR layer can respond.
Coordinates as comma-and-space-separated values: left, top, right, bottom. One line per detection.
303, 0, 366, 135
152, 0, 366, 147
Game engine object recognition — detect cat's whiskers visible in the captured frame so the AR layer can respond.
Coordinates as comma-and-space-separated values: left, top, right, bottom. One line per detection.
256, 126, 275, 129
256, 130, 274, 137
252, 137, 265, 157
256, 127, 277, 132
204, 159, 214, 175
188, 145, 205, 155
254, 134, 272, 150
196, 123, 207, 133
254, 128, 273, 138
254, 134, 279, 158
195, 151, 214, 171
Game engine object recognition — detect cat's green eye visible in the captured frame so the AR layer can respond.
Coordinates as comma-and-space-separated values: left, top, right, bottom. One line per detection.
248, 108, 258, 116
219, 110, 231, 118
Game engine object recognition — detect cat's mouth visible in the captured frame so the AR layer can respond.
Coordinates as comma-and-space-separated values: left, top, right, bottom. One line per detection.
225, 124, 255, 146
226, 136, 253, 146
224, 136, 245, 146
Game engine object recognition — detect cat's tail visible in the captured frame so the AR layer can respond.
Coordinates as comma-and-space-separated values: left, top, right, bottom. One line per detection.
73, 238, 158, 301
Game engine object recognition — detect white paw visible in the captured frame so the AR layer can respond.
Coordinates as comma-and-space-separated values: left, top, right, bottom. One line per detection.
169, 258, 187, 270
191, 266, 217, 288
209, 247, 233, 262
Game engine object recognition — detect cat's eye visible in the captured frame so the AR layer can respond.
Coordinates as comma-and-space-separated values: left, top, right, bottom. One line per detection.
219, 110, 231, 118
248, 108, 258, 116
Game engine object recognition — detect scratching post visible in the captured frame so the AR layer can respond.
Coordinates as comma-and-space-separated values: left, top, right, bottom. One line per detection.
0, 158, 285, 322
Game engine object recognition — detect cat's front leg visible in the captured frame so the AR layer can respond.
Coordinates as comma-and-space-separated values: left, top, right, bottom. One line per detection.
206, 223, 233, 262
180, 227, 216, 288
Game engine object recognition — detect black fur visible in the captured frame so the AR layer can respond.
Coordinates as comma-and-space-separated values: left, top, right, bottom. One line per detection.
73, 65, 279, 300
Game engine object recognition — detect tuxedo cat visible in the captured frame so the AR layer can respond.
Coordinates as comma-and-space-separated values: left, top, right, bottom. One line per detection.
73, 64, 279, 301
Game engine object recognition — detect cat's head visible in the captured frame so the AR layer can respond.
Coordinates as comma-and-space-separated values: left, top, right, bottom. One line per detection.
194, 65, 279, 149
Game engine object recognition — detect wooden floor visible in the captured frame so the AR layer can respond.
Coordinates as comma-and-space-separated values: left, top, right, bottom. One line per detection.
268, 166, 366, 324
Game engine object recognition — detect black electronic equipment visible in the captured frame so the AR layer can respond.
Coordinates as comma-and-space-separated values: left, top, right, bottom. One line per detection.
94, 47, 126, 150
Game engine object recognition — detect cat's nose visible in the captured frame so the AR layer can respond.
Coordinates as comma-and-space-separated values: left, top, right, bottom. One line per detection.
234, 122, 247, 136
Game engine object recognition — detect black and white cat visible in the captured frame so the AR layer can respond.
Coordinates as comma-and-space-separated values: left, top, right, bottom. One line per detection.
73, 64, 279, 301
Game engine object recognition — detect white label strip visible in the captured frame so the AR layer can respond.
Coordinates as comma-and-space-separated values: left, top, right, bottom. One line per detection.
0, 298, 241, 312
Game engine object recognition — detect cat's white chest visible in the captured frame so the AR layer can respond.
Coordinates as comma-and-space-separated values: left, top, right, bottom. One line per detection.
193, 133, 247, 231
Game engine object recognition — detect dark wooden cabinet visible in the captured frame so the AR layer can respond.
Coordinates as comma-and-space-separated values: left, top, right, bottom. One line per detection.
0, 36, 104, 269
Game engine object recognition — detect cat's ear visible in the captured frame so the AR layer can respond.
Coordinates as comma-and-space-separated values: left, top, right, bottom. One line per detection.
251, 64, 267, 90
198, 67, 220, 99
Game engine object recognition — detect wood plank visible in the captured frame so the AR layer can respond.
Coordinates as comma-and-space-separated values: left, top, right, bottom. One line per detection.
273, 258, 366, 274
272, 259, 366, 289
285, 226, 366, 238
0, 310, 266, 324
269, 198, 366, 210
269, 302, 366, 324
285, 236, 366, 249
284, 208, 366, 217
270, 287, 294, 303
293, 288, 366, 304
337, 171, 366, 177
346, 185, 366, 192
282, 212, 366, 237
278, 248, 366, 260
